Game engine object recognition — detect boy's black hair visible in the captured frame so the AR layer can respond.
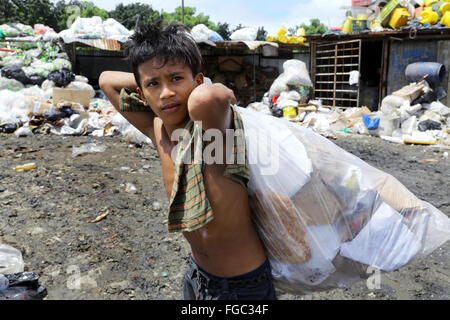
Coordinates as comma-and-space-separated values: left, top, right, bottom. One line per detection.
123, 19, 203, 88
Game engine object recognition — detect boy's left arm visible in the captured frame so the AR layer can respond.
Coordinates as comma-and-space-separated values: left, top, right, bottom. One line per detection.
187, 83, 237, 133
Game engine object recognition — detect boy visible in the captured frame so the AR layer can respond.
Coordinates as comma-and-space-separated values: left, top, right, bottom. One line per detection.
99, 20, 276, 300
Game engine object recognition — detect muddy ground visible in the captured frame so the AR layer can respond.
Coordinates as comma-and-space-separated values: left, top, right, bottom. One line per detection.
0, 131, 449, 300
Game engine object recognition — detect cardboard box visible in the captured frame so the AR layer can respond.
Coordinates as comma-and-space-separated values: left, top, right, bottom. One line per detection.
53, 88, 90, 107
392, 83, 425, 103
218, 56, 243, 72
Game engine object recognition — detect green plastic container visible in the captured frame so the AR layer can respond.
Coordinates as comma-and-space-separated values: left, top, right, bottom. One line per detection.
375, 0, 400, 26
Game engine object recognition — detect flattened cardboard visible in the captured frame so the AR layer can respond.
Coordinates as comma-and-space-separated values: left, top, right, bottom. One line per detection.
53, 88, 90, 107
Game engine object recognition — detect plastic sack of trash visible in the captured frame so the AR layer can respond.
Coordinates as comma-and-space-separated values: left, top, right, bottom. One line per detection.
235, 106, 450, 294
283, 59, 313, 87
191, 24, 223, 42
0, 24, 20, 37
230, 27, 257, 41
0, 272, 47, 300
0, 76, 25, 91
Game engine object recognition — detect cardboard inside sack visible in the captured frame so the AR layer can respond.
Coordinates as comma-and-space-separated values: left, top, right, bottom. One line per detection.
53, 88, 90, 107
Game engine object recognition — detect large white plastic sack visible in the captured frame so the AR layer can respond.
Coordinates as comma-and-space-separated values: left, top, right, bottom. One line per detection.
191, 24, 215, 41
283, 59, 313, 87
230, 27, 257, 41
103, 18, 131, 37
235, 106, 450, 294
66, 81, 96, 98
0, 90, 32, 123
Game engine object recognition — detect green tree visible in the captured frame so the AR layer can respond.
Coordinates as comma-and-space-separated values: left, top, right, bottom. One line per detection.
215, 22, 231, 40
52, 0, 83, 32
256, 27, 267, 41
232, 23, 245, 33
1, 0, 58, 29
80, 1, 109, 21
289, 18, 328, 36
109, 2, 160, 30
161, 6, 215, 29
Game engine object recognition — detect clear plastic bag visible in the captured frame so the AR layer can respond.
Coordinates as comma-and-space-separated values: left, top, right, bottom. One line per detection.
236, 106, 450, 294
0, 245, 24, 275
72, 143, 106, 157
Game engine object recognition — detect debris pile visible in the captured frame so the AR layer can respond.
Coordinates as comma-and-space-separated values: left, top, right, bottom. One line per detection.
249, 58, 450, 146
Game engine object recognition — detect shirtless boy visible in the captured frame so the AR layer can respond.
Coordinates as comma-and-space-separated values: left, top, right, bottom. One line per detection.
99, 20, 276, 300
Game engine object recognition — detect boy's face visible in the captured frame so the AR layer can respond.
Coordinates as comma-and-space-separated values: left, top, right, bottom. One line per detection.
137, 57, 203, 127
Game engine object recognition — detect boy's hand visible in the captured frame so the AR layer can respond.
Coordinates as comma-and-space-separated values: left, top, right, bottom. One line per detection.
99, 71, 157, 143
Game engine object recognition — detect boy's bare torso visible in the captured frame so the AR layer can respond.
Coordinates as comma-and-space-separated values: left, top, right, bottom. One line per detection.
154, 118, 267, 278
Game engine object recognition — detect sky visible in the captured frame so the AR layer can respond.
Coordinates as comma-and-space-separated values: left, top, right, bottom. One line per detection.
63, 0, 351, 35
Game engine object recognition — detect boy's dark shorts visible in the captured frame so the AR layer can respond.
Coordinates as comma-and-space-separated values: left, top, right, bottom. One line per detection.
182, 256, 277, 300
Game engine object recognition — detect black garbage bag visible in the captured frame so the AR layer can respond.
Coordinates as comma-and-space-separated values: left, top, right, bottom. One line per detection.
418, 119, 442, 132
0, 66, 30, 85
412, 89, 437, 105
0, 272, 47, 300
47, 68, 75, 87
271, 106, 284, 118
0, 122, 21, 134
28, 75, 45, 86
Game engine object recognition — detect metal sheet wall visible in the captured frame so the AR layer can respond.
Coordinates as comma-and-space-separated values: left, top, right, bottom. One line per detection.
387, 40, 438, 95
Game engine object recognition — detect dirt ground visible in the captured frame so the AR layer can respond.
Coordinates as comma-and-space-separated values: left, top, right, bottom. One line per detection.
0, 130, 449, 300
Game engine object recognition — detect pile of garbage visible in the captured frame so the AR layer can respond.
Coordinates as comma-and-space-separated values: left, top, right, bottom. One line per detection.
0, 244, 47, 300
0, 17, 132, 42
336, 0, 450, 34
248, 59, 450, 146
0, 39, 73, 89
0, 79, 152, 145
59, 16, 132, 42
0, 51, 151, 144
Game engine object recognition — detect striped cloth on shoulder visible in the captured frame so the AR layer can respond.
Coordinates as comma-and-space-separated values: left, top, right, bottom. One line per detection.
119, 88, 150, 112
167, 104, 250, 233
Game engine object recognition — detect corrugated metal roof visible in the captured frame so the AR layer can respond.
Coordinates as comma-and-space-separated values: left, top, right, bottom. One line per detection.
66, 38, 122, 51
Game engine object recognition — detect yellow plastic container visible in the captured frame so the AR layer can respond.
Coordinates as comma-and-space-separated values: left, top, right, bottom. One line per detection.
283, 107, 298, 118
342, 16, 354, 33
296, 28, 306, 37
420, 7, 439, 24
356, 14, 369, 20
440, 2, 450, 15
389, 7, 411, 28
442, 10, 450, 26
276, 27, 287, 38
278, 35, 288, 43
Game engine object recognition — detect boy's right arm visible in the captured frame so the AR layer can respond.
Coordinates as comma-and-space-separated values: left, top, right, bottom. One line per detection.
99, 71, 157, 143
